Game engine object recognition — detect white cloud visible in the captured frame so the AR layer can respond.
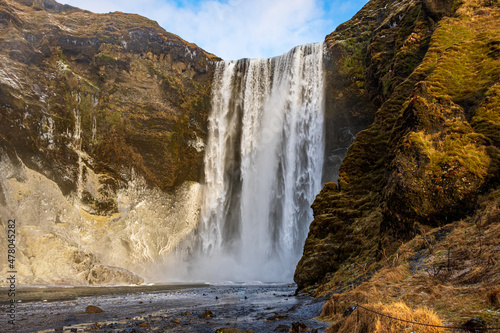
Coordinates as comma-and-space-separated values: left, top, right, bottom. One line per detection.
60, 0, 336, 60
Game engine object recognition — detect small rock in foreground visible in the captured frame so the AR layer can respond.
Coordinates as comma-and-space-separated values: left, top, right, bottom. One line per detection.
85, 305, 103, 313
291, 322, 310, 332
342, 305, 357, 317
274, 324, 290, 332
200, 310, 215, 318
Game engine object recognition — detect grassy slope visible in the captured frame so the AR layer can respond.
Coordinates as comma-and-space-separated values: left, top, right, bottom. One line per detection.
322, 192, 500, 331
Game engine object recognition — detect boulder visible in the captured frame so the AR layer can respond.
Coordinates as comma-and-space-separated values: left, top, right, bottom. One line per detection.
85, 305, 103, 313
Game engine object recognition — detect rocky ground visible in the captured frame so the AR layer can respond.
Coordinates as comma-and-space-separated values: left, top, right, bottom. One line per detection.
1, 284, 329, 332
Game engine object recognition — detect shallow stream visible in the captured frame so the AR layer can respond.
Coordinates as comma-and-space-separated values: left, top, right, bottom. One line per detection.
1, 284, 329, 332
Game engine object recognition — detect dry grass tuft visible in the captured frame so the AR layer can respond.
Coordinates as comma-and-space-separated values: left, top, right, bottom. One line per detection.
327, 302, 445, 333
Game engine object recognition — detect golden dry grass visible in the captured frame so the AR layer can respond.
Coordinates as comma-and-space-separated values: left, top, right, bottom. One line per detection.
326, 302, 445, 333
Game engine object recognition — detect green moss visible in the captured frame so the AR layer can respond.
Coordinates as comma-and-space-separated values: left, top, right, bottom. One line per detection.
95, 54, 116, 63
382, 77, 392, 95
341, 38, 369, 78
409, 130, 490, 177
420, 19, 500, 108
472, 84, 500, 146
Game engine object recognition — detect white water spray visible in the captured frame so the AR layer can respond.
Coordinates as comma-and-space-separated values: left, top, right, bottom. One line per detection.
168, 43, 326, 283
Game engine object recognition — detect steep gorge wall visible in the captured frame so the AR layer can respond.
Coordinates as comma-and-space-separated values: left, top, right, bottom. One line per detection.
296, 0, 500, 291
0, 0, 217, 284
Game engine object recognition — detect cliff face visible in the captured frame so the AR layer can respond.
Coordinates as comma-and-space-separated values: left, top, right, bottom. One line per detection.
0, 0, 217, 284
0, 0, 217, 197
296, 0, 500, 293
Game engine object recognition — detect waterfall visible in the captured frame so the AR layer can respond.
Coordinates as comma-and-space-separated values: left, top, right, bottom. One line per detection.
169, 43, 326, 283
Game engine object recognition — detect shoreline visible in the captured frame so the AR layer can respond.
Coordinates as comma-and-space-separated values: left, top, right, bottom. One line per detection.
0, 283, 209, 305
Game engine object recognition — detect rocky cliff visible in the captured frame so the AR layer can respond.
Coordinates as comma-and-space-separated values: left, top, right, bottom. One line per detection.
296, 0, 500, 328
0, 0, 217, 284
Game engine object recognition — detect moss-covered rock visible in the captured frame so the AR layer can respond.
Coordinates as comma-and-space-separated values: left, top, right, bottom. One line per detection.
296, 0, 500, 292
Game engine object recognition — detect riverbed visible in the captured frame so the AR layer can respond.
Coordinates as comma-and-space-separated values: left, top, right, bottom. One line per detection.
1, 283, 329, 332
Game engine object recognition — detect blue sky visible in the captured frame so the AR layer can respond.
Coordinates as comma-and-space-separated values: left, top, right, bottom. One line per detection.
59, 0, 369, 60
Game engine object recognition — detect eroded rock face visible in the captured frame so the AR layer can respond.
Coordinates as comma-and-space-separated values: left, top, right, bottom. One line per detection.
0, 0, 217, 196
0, 149, 202, 284
295, 0, 500, 291
16, 226, 143, 285
0, 0, 216, 285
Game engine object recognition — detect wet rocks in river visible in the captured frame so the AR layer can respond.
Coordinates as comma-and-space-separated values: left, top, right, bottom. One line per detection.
200, 310, 215, 318
266, 314, 289, 322
12, 284, 329, 332
85, 305, 103, 313
274, 324, 290, 332
291, 322, 310, 332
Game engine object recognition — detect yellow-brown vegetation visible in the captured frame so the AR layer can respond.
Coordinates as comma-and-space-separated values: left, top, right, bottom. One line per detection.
320, 189, 500, 330
326, 302, 445, 333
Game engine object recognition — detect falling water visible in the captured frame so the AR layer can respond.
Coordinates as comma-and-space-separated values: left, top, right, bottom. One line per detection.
170, 43, 326, 283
